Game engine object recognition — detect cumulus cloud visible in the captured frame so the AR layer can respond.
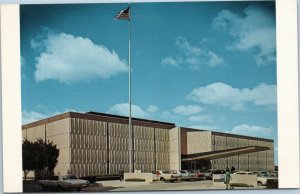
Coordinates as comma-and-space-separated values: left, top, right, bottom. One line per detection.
189, 124, 218, 131
108, 103, 149, 118
161, 57, 179, 68
187, 82, 276, 111
230, 124, 274, 139
22, 109, 80, 124
188, 115, 212, 123
22, 110, 49, 124
172, 105, 203, 116
31, 32, 128, 83
212, 5, 276, 65
161, 36, 224, 69
147, 105, 158, 113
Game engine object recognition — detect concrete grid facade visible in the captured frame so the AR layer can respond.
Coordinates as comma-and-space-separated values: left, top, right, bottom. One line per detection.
22, 112, 275, 178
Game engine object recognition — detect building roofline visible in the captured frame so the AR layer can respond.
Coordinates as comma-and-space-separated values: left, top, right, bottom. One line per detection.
22, 111, 176, 130
211, 131, 274, 142
85, 111, 175, 126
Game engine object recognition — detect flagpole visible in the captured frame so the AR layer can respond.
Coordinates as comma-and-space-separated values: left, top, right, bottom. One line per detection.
128, 3, 133, 174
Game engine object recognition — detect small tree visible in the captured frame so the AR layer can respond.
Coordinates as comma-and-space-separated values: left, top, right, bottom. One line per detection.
22, 138, 59, 180
22, 139, 35, 180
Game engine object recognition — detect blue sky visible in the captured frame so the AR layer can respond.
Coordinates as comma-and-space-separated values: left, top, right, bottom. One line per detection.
20, 2, 277, 164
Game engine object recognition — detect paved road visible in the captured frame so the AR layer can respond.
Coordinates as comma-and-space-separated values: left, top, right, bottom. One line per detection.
97, 180, 266, 191
99, 180, 226, 191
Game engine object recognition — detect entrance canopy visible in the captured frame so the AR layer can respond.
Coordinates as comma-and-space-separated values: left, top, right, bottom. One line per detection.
181, 146, 270, 161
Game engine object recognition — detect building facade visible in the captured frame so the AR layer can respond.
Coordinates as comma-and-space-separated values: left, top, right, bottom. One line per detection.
22, 111, 274, 178
180, 128, 274, 172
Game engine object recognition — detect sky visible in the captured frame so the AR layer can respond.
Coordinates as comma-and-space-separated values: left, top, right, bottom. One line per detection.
20, 1, 277, 164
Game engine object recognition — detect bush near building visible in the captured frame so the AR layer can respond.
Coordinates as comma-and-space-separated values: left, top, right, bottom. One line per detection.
22, 138, 59, 180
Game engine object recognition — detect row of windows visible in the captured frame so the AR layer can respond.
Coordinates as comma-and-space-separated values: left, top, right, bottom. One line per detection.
109, 123, 129, 138
155, 152, 170, 164
71, 119, 107, 135
134, 151, 154, 164
71, 149, 107, 164
155, 141, 170, 152
133, 126, 154, 139
155, 129, 170, 141
70, 134, 107, 149
109, 150, 131, 164
109, 137, 129, 150
134, 139, 155, 151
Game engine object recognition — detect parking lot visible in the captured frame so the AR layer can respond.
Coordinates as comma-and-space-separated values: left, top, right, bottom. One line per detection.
96, 180, 266, 191
23, 179, 267, 192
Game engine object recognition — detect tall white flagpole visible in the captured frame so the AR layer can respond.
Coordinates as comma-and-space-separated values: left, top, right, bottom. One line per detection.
128, 3, 133, 173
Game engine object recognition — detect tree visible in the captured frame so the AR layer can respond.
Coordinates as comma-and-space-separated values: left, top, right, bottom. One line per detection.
22, 139, 35, 181
22, 138, 60, 180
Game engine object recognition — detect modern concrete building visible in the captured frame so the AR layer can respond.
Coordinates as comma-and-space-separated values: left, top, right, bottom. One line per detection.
22, 111, 274, 178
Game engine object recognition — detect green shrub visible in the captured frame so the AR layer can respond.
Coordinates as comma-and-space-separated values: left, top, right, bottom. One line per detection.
266, 179, 278, 189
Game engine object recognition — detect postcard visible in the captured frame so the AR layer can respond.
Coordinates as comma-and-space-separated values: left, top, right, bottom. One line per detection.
0, 0, 299, 192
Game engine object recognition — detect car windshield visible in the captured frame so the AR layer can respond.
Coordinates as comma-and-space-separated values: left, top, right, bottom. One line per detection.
162, 171, 170, 174
180, 170, 186, 173
260, 172, 268, 177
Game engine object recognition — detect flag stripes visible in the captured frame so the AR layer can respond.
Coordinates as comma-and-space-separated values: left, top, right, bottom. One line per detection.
115, 6, 130, 20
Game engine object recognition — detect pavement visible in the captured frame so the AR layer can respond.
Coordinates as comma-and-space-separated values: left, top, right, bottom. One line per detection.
96, 180, 247, 191
23, 180, 266, 192
96, 180, 267, 191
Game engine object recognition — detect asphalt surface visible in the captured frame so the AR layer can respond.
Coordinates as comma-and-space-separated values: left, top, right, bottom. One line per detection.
23, 180, 266, 192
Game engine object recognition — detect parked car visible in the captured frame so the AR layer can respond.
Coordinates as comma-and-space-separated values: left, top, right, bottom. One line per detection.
38, 175, 90, 191
152, 170, 181, 182
233, 171, 254, 175
179, 170, 197, 181
252, 171, 276, 186
191, 170, 206, 180
204, 169, 214, 180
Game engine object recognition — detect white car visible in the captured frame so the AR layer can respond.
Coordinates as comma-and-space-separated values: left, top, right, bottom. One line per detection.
38, 175, 90, 191
252, 171, 276, 186
179, 170, 197, 181
233, 171, 254, 175
152, 170, 181, 182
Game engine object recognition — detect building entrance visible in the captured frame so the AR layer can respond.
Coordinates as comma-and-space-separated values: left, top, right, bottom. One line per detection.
181, 160, 212, 171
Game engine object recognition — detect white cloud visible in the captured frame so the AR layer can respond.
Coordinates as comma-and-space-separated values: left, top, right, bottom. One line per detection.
162, 36, 224, 69
108, 103, 149, 118
230, 124, 274, 139
187, 82, 276, 111
188, 115, 212, 123
161, 111, 174, 119
161, 57, 179, 68
212, 5, 276, 65
22, 110, 49, 124
32, 32, 128, 83
147, 105, 158, 113
173, 105, 203, 116
189, 124, 218, 131
22, 109, 80, 125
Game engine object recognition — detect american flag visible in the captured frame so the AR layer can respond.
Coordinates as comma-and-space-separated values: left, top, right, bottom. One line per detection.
115, 6, 130, 20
